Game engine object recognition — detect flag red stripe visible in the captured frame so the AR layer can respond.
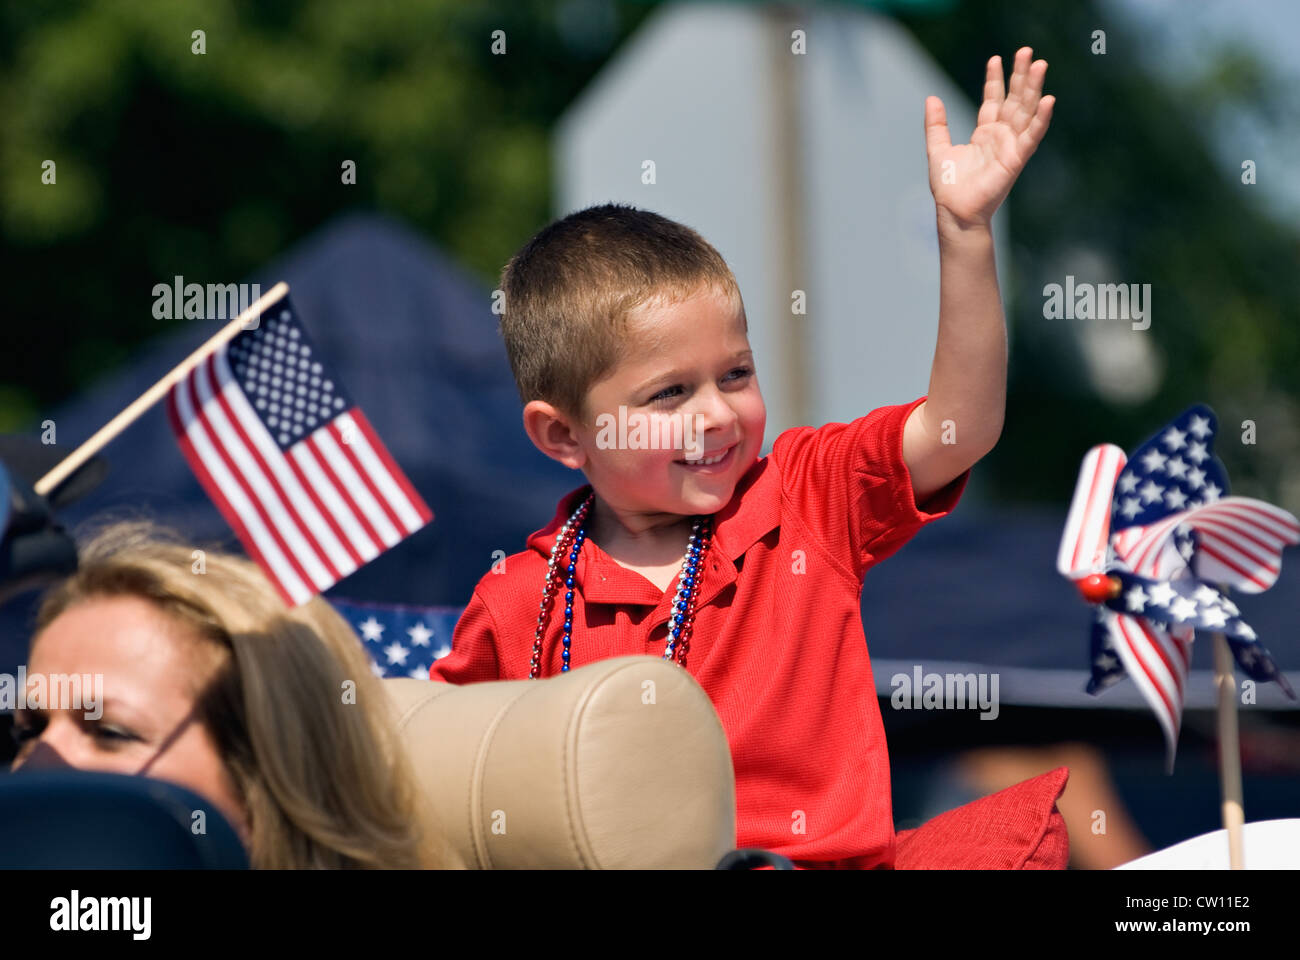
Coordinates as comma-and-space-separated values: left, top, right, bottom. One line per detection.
310, 429, 386, 551
282, 449, 365, 571
1212, 500, 1300, 536
1194, 515, 1283, 559
330, 418, 405, 537
1125, 518, 1164, 573
187, 368, 318, 599
1130, 514, 1181, 575
1150, 536, 1172, 581
1205, 502, 1299, 543
292, 440, 380, 561
1137, 617, 1184, 700
1117, 616, 1178, 730
1070, 451, 1105, 572
1194, 519, 1279, 572
1124, 498, 1297, 579
207, 354, 342, 584
1071, 449, 1112, 572
350, 407, 433, 527
167, 389, 297, 607
1196, 539, 1270, 590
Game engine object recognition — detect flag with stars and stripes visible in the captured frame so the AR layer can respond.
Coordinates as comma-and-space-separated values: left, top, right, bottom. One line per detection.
1108, 406, 1300, 596
329, 597, 459, 679
167, 295, 433, 606
1058, 404, 1299, 771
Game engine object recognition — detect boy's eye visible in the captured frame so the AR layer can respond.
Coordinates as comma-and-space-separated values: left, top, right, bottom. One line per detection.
647, 367, 752, 404
648, 385, 683, 404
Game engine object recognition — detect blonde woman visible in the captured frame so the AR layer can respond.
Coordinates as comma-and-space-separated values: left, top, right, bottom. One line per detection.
10, 520, 457, 869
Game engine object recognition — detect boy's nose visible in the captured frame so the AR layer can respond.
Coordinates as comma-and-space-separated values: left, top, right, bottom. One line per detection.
692, 386, 740, 436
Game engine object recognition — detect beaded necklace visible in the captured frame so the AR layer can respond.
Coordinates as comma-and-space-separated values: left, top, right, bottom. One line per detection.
529, 493, 714, 678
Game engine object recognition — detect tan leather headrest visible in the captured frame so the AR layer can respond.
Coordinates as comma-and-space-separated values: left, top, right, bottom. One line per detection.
384, 656, 736, 869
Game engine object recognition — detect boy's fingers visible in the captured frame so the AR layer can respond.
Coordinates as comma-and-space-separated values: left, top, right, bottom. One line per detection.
1019, 94, 1055, 154
924, 95, 952, 156
1009, 59, 1048, 134
1024, 58, 1048, 104
1005, 46, 1033, 107
976, 55, 1005, 127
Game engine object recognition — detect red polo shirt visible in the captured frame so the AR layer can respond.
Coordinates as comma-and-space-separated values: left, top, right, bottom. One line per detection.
430, 396, 967, 867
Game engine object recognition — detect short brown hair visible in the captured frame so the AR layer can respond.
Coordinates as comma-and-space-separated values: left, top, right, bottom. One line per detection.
498, 203, 743, 421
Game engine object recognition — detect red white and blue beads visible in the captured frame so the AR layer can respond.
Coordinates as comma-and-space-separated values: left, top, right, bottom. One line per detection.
528, 493, 713, 679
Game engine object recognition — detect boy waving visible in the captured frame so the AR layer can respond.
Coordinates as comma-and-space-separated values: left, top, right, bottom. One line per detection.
434, 49, 1054, 868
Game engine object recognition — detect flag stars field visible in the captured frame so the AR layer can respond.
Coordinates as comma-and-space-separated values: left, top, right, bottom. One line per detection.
333, 600, 459, 679
1146, 582, 1176, 607
1140, 448, 1168, 473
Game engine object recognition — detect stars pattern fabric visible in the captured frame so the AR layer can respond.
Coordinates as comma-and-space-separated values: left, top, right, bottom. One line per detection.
1111, 408, 1227, 531
1058, 404, 1299, 772
1109, 405, 1297, 592
330, 597, 457, 680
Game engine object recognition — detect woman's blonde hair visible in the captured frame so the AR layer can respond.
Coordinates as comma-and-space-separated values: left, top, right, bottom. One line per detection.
34, 519, 459, 870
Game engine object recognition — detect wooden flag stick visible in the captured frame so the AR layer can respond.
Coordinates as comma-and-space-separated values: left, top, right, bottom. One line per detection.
1212, 630, 1245, 869
35, 281, 290, 498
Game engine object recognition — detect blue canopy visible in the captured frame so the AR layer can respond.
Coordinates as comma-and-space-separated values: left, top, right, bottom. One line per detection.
0, 214, 574, 669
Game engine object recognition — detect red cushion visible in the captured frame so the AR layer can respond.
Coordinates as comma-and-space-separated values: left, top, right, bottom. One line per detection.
894, 766, 1070, 869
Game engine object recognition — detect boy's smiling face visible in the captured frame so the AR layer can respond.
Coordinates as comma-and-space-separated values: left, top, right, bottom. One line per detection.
563, 285, 766, 527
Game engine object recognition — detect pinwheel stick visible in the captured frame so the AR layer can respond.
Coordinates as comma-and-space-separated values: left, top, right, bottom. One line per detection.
34, 282, 290, 498
1212, 629, 1245, 869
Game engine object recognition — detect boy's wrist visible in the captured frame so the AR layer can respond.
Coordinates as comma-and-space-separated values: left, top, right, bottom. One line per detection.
934, 205, 995, 248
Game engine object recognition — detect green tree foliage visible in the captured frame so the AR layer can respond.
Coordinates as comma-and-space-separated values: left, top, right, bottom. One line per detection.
0, 0, 650, 426
4, 0, 1296, 510
898, 0, 1300, 509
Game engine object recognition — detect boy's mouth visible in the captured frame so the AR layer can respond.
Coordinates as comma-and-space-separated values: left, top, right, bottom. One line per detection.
675, 442, 737, 472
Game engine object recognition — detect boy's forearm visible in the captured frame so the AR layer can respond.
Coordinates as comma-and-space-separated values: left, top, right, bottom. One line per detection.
903, 47, 1051, 499
919, 218, 1007, 464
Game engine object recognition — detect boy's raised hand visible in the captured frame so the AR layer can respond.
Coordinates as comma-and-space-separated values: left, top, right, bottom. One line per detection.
925, 47, 1054, 232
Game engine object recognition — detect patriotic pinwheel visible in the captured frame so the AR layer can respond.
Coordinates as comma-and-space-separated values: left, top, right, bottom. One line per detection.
1057, 404, 1299, 771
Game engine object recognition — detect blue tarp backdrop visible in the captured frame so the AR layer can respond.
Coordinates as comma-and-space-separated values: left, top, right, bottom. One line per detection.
0, 214, 575, 668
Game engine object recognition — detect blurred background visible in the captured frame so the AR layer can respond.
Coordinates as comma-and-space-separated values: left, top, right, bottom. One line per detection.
2, 0, 1298, 867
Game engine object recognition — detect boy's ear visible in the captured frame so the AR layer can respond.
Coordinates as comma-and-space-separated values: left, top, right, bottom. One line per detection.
522, 400, 587, 470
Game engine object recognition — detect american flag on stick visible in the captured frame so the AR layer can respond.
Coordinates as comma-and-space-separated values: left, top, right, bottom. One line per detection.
166, 293, 432, 605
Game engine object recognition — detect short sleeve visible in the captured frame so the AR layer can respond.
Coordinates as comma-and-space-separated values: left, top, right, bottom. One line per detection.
770, 395, 968, 582
429, 588, 501, 684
